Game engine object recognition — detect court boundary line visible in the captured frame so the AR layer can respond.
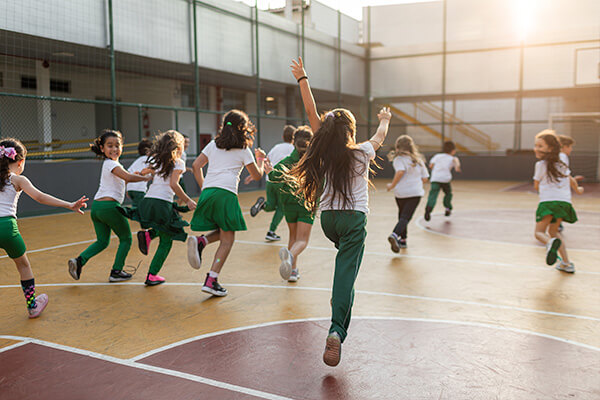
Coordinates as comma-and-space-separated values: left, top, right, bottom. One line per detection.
0, 335, 292, 400
1, 281, 599, 323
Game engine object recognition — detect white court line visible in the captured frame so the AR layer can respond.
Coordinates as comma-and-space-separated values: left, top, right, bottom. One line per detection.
0, 335, 292, 400
130, 316, 600, 362
1, 281, 599, 323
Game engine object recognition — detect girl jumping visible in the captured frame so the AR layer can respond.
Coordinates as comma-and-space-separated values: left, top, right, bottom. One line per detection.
533, 130, 583, 273
187, 110, 268, 297
68, 130, 150, 282
386, 135, 429, 251
289, 57, 392, 366
0, 138, 87, 318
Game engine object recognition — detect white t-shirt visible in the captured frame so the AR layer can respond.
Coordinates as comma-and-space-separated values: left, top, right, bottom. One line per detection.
126, 156, 150, 193
145, 159, 186, 203
0, 174, 21, 218
267, 142, 294, 182
392, 156, 429, 198
429, 153, 459, 183
559, 152, 569, 166
94, 159, 126, 203
533, 160, 572, 203
320, 141, 376, 214
201, 140, 255, 195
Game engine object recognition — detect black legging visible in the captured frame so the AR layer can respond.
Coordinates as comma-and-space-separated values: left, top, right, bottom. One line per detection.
393, 196, 421, 239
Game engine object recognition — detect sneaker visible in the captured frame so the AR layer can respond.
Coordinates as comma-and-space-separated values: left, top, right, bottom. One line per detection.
109, 269, 132, 282
424, 207, 431, 222
279, 247, 294, 280
68, 257, 82, 280
399, 238, 407, 249
187, 236, 205, 270
202, 274, 228, 296
137, 230, 151, 256
145, 273, 165, 286
250, 197, 265, 217
445, 208, 452, 217
288, 269, 300, 282
555, 261, 575, 274
546, 237, 562, 265
323, 332, 342, 367
388, 233, 400, 253
27, 293, 49, 319
265, 231, 281, 241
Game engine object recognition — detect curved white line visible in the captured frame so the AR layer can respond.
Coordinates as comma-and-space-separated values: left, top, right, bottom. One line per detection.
1, 281, 598, 323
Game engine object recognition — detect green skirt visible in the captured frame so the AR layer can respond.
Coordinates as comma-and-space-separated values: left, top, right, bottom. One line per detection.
536, 201, 577, 224
190, 187, 246, 232
119, 198, 189, 241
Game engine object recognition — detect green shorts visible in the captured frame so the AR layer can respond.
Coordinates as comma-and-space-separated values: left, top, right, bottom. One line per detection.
536, 201, 578, 224
282, 202, 314, 225
0, 216, 27, 259
191, 188, 246, 232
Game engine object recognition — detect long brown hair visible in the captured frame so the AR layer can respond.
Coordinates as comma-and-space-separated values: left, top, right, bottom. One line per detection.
387, 135, 424, 166
148, 130, 185, 179
536, 130, 566, 182
215, 110, 255, 150
0, 138, 27, 191
288, 108, 370, 212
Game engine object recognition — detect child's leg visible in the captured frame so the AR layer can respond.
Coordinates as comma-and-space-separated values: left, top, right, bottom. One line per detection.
534, 215, 553, 244
79, 212, 112, 266
441, 183, 453, 210
209, 230, 235, 274
269, 205, 284, 232
287, 222, 298, 250
399, 197, 421, 239
14, 254, 34, 280
426, 182, 441, 211
14, 254, 48, 314
105, 208, 133, 271
148, 231, 174, 275
290, 221, 312, 268
548, 219, 569, 263
392, 197, 406, 236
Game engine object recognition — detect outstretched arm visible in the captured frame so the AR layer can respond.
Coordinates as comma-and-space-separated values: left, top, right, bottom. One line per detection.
111, 166, 150, 183
290, 58, 321, 133
368, 107, 392, 151
170, 169, 196, 210
569, 175, 584, 194
13, 175, 88, 214
245, 148, 268, 181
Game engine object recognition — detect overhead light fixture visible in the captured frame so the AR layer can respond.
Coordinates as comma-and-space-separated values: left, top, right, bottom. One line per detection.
265, 96, 275, 102
52, 52, 74, 57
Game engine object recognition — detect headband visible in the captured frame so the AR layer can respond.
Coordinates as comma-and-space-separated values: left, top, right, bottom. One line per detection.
0, 146, 17, 160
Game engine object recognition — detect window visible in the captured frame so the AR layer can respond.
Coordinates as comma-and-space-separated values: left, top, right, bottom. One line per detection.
223, 89, 246, 111
262, 95, 278, 116
21, 76, 37, 90
50, 79, 71, 93
181, 83, 209, 109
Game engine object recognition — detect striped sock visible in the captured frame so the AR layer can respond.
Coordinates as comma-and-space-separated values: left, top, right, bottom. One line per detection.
21, 278, 37, 309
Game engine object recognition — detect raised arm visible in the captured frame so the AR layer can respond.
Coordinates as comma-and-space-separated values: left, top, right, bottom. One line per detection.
290, 58, 321, 133
368, 107, 392, 151
111, 166, 150, 183
13, 175, 88, 214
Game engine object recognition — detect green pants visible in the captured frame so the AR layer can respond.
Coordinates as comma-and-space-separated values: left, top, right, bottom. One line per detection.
149, 231, 173, 275
80, 201, 132, 271
426, 182, 453, 211
320, 210, 367, 343
264, 181, 284, 232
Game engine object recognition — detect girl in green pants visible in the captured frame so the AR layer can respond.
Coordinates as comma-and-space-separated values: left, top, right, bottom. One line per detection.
120, 130, 196, 285
68, 130, 150, 283
1, 138, 87, 318
289, 58, 392, 367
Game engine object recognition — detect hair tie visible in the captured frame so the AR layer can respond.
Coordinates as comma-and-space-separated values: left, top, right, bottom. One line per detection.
325, 112, 334, 120
226, 121, 232, 126
0, 146, 17, 160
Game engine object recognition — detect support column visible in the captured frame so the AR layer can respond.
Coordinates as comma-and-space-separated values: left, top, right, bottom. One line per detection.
440, 0, 447, 150
36, 60, 52, 152
285, 86, 297, 125
514, 41, 525, 151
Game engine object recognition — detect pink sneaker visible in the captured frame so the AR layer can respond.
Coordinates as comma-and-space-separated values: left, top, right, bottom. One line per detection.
145, 273, 165, 286
28, 293, 49, 319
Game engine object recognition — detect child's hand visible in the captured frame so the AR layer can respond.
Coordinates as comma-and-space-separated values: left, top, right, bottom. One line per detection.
290, 57, 307, 81
386, 183, 393, 191
187, 199, 197, 210
243, 175, 254, 185
377, 107, 392, 122
576, 186, 584, 195
143, 174, 152, 181
70, 196, 89, 214
140, 167, 154, 175
255, 148, 266, 160
264, 159, 273, 174
575, 175, 584, 181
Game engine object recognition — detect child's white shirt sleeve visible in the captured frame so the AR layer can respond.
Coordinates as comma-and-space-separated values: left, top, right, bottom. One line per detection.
533, 161, 543, 181
243, 147, 255, 166
421, 163, 430, 178
359, 141, 376, 161
393, 157, 406, 172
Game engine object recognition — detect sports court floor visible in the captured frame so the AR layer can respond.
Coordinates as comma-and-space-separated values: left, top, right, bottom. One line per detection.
1, 180, 599, 399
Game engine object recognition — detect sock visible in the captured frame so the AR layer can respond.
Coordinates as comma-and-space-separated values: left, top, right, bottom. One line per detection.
21, 278, 37, 309
198, 235, 208, 246
208, 270, 219, 279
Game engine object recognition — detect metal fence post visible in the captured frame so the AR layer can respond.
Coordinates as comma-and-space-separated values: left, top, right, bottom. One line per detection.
254, 0, 261, 148
108, 0, 117, 130
193, 0, 201, 154
366, 6, 372, 138
137, 104, 143, 141
337, 9, 342, 108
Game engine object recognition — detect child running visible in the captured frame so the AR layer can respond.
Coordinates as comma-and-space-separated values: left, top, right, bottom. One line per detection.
0, 138, 87, 318
386, 135, 429, 251
533, 130, 584, 273
122, 130, 196, 285
424, 140, 461, 221
267, 125, 314, 282
187, 110, 268, 296
250, 124, 295, 241
557, 134, 584, 232
289, 57, 391, 366
68, 130, 150, 282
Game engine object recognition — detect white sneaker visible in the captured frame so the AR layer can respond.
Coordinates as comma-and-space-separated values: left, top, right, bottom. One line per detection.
288, 269, 300, 282
279, 247, 293, 280
555, 261, 575, 273
187, 236, 202, 270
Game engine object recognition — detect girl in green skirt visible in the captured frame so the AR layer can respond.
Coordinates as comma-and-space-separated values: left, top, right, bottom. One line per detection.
122, 130, 196, 285
289, 57, 392, 367
0, 138, 87, 318
68, 130, 150, 283
533, 130, 584, 273
187, 110, 268, 297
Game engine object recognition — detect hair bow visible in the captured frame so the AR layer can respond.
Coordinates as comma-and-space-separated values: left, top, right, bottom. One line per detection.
226, 121, 232, 126
325, 112, 335, 120
0, 146, 17, 160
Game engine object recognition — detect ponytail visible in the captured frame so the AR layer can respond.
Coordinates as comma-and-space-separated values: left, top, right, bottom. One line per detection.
90, 129, 122, 158
0, 138, 27, 191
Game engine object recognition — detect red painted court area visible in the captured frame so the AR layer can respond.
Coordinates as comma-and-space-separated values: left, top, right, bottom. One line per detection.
2, 319, 599, 399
